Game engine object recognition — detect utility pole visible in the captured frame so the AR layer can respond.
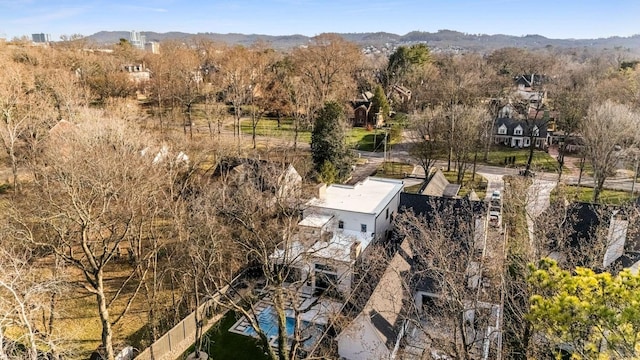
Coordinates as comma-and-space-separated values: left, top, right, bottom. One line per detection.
632, 156, 639, 195
383, 128, 388, 162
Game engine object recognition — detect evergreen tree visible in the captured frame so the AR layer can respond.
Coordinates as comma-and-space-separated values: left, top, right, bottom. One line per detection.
370, 84, 390, 120
311, 102, 352, 181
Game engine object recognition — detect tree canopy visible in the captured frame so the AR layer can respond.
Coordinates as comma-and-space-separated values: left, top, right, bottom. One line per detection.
528, 258, 640, 359
311, 101, 352, 181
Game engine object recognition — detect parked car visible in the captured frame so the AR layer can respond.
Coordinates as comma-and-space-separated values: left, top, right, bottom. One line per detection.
491, 190, 501, 201
489, 211, 501, 228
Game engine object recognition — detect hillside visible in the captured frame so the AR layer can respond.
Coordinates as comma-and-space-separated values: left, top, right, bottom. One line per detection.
85, 29, 640, 53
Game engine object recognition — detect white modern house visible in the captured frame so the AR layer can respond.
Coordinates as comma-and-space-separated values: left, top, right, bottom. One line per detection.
272, 177, 404, 296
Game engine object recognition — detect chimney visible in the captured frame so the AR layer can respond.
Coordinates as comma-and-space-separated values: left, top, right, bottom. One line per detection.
316, 183, 326, 200
350, 241, 362, 261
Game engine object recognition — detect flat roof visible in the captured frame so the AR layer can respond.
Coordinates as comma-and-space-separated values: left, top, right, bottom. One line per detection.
307, 177, 403, 215
308, 230, 373, 262
298, 214, 333, 228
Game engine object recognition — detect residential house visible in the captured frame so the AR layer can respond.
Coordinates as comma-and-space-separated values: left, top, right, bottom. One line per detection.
494, 117, 550, 149
123, 64, 150, 83
514, 74, 545, 91
546, 202, 640, 274
337, 238, 412, 360
397, 193, 501, 360
498, 102, 518, 119
213, 157, 302, 203
421, 170, 461, 198
337, 191, 496, 360
350, 91, 383, 128
513, 74, 547, 109
271, 177, 404, 297
388, 84, 412, 103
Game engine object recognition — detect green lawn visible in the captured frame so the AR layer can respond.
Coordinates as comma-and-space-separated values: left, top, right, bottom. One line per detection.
400, 170, 487, 199
179, 311, 268, 360
552, 184, 635, 205
374, 161, 414, 179
441, 170, 487, 199
482, 146, 559, 172
239, 118, 312, 144
403, 183, 424, 194
238, 118, 400, 152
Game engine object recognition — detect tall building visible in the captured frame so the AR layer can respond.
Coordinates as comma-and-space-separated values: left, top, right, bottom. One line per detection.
32, 33, 51, 43
129, 30, 146, 49
145, 41, 160, 54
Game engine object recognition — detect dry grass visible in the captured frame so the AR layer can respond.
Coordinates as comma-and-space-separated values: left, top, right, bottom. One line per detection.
15, 241, 181, 360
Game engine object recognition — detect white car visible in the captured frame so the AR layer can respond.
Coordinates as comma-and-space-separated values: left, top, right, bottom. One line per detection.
491, 190, 501, 201
489, 211, 501, 228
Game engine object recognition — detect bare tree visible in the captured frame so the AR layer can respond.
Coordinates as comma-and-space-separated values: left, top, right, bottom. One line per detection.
449, 105, 490, 184
0, 63, 54, 193
581, 101, 640, 202
0, 241, 69, 360
19, 116, 166, 360
292, 34, 362, 107
408, 107, 447, 182
215, 45, 255, 142
395, 199, 496, 360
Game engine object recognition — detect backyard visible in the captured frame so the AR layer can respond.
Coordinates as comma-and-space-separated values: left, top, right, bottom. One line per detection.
402, 170, 487, 199
238, 118, 402, 151
180, 311, 268, 360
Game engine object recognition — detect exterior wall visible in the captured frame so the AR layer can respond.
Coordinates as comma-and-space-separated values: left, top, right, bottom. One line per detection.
304, 208, 375, 238
374, 191, 401, 242
309, 257, 352, 295
337, 315, 389, 360
494, 135, 547, 148
354, 107, 368, 126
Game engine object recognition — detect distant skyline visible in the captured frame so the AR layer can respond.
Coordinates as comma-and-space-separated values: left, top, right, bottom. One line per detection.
1, 0, 639, 41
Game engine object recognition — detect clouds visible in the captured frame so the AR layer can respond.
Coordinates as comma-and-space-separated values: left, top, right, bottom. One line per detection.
11, 6, 89, 25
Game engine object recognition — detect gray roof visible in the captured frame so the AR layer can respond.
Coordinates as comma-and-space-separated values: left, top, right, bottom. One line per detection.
495, 117, 548, 138
422, 170, 449, 196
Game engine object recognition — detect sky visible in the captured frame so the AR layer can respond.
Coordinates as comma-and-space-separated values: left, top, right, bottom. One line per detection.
1, 0, 639, 41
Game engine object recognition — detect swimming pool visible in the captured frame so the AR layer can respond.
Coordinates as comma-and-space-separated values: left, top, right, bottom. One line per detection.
241, 306, 323, 348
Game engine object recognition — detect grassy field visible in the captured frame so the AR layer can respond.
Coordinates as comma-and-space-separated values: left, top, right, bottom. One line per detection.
29, 256, 172, 359
441, 170, 488, 199
374, 161, 414, 179
238, 118, 400, 151
179, 311, 268, 360
552, 184, 635, 205
400, 170, 487, 199
483, 146, 559, 172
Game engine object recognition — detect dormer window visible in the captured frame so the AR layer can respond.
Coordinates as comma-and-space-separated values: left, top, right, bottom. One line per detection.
514, 125, 523, 136
532, 125, 539, 137
498, 124, 507, 135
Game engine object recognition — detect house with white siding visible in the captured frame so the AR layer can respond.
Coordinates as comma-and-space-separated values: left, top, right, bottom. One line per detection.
271, 177, 404, 297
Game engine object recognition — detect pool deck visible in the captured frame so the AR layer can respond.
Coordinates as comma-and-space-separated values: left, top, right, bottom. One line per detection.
228, 291, 341, 347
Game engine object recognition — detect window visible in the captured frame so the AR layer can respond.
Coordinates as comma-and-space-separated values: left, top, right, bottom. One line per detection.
524, 138, 530, 146
514, 125, 523, 136
361, 224, 367, 232
498, 125, 507, 135
532, 125, 540, 137
386, 208, 389, 219
315, 263, 337, 273
338, 220, 344, 229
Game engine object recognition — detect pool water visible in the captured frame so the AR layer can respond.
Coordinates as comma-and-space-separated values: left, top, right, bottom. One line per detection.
242, 306, 322, 348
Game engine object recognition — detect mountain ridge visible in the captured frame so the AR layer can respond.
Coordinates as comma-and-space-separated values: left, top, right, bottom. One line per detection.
85, 29, 640, 53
